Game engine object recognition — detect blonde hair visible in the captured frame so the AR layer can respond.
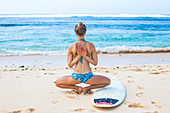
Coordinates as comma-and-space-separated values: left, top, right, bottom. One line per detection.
75, 22, 86, 36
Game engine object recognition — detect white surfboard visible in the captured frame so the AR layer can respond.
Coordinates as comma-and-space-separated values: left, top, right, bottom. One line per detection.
91, 77, 126, 107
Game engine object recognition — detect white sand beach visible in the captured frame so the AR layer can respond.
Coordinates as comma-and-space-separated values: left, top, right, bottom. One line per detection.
0, 53, 170, 113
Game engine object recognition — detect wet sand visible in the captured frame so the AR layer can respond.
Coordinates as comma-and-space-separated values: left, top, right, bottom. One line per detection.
0, 53, 170, 67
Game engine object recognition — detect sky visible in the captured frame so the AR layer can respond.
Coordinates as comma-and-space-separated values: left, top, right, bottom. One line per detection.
0, 0, 169, 14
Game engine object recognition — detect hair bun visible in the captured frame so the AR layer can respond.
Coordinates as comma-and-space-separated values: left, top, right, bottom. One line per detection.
78, 22, 83, 28
75, 22, 86, 36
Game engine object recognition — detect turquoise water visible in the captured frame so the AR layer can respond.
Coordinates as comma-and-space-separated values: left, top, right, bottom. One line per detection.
0, 14, 170, 55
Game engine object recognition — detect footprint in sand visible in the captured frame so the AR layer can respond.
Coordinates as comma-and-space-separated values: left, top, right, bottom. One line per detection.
150, 72, 161, 74
155, 104, 162, 108
73, 108, 85, 112
26, 108, 35, 112
44, 73, 55, 75
142, 111, 158, 113
105, 70, 109, 73
10, 108, 35, 113
128, 68, 143, 72
10, 110, 22, 113
158, 68, 165, 70
136, 92, 144, 97
65, 90, 80, 99
127, 80, 134, 83
66, 95, 79, 99
138, 86, 144, 90
72, 108, 96, 112
66, 90, 93, 95
151, 101, 161, 108
128, 76, 133, 78
66, 90, 78, 95
128, 103, 146, 108
151, 101, 157, 104
123, 101, 131, 105
150, 71, 166, 74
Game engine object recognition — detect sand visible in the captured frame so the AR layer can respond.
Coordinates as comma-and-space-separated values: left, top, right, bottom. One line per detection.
0, 53, 170, 113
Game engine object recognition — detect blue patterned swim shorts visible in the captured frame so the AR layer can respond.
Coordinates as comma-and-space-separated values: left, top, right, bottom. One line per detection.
71, 72, 93, 83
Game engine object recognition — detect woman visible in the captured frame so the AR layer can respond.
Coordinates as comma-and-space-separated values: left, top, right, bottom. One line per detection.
55, 22, 110, 94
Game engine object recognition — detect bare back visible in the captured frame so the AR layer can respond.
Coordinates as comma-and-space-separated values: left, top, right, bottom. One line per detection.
67, 41, 98, 74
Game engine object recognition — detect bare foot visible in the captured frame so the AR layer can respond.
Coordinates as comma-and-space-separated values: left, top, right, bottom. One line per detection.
83, 87, 91, 94
88, 90, 93, 94
76, 87, 83, 94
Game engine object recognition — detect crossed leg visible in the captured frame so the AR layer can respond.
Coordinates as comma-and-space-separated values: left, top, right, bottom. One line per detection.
83, 75, 110, 93
55, 75, 110, 94
55, 75, 82, 94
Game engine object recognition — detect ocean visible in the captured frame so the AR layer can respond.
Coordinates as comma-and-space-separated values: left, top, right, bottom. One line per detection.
0, 14, 170, 55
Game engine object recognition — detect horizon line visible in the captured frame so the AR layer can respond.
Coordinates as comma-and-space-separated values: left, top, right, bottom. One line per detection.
0, 13, 170, 18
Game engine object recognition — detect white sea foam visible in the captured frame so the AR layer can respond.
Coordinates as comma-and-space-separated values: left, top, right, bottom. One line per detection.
0, 14, 170, 18
0, 50, 67, 56
1, 46, 170, 56
96, 46, 170, 53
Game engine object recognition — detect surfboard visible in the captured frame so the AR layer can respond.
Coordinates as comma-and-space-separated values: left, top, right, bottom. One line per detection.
91, 77, 126, 107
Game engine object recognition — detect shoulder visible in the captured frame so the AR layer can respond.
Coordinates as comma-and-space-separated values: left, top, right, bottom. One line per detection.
68, 43, 77, 55
86, 42, 95, 49
86, 42, 96, 54
68, 43, 76, 50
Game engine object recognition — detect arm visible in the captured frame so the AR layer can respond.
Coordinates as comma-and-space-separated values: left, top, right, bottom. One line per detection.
67, 45, 81, 68
83, 44, 98, 66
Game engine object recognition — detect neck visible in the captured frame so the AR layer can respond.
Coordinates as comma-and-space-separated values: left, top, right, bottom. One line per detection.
77, 36, 85, 40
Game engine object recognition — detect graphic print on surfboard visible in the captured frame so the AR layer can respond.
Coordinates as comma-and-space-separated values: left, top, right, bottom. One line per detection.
91, 77, 126, 107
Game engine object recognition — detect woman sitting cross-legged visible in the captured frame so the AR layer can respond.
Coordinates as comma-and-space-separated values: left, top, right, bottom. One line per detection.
55, 22, 110, 94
